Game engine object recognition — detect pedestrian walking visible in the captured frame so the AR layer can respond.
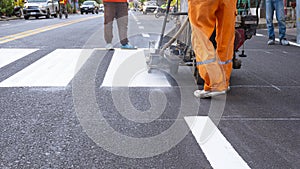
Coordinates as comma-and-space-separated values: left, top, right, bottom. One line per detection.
266, 0, 289, 45
190, 0, 236, 98
103, 0, 134, 49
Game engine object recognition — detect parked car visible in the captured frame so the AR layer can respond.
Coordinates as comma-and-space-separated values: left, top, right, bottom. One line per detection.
23, 0, 59, 20
80, 1, 99, 14
142, 1, 158, 14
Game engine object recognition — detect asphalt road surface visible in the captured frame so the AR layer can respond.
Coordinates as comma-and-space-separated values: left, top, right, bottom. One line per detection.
0, 11, 299, 169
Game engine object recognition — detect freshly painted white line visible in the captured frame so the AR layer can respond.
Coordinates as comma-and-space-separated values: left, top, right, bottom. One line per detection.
138, 26, 145, 29
255, 33, 264, 37
0, 49, 93, 87
221, 117, 300, 121
142, 33, 150, 38
102, 49, 170, 87
288, 41, 300, 47
271, 84, 281, 91
185, 116, 251, 169
264, 51, 272, 54
0, 48, 38, 69
256, 33, 300, 47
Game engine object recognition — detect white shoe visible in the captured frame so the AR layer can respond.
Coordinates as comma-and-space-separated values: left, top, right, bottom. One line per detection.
105, 43, 114, 50
194, 89, 226, 98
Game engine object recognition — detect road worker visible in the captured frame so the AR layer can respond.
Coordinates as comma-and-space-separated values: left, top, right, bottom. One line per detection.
190, 0, 237, 98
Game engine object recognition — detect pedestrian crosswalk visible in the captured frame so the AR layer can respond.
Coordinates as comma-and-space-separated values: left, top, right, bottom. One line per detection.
0, 48, 171, 87
0, 47, 251, 169
0, 48, 38, 69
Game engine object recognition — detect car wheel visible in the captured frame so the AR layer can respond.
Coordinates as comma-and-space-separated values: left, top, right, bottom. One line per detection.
86, 12, 88, 14
54, 8, 58, 18
24, 16, 29, 20
81, 11, 83, 14
46, 9, 50, 19
92, 10, 94, 14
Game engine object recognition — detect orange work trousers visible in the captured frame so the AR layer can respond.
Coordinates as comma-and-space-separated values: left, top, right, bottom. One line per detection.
188, 0, 237, 91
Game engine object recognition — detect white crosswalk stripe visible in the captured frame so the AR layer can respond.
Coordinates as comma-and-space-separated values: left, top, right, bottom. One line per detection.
0, 48, 38, 69
101, 49, 170, 87
0, 49, 93, 87
0, 48, 171, 87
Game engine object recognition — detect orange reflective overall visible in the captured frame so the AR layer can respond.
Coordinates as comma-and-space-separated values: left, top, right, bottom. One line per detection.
188, 0, 237, 91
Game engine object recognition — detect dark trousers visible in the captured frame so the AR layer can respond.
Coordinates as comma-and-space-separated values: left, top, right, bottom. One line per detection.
104, 2, 129, 45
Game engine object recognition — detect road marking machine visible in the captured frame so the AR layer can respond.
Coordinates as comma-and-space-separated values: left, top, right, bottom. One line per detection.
146, 0, 260, 84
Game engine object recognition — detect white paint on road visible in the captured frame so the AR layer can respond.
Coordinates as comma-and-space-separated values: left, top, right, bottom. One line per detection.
0, 49, 93, 87
185, 116, 251, 169
102, 49, 170, 87
0, 48, 38, 69
142, 33, 150, 38
138, 26, 145, 29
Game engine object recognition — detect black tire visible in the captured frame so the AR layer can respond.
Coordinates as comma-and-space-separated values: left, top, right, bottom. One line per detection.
54, 8, 58, 18
170, 63, 179, 75
65, 12, 68, 19
59, 12, 62, 19
81, 11, 83, 14
35, 16, 39, 19
24, 16, 29, 20
86, 12, 88, 14
46, 9, 50, 19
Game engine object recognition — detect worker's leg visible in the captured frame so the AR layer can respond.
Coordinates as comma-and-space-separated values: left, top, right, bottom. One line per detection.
116, 2, 129, 45
188, 0, 224, 91
104, 3, 116, 44
215, 0, 237, 90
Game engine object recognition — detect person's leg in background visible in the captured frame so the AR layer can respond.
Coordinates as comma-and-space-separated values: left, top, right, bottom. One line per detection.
104, 3, 116, 49
116, 2, 133, 48
275, 0, 289, 45
266, 0, 276, 44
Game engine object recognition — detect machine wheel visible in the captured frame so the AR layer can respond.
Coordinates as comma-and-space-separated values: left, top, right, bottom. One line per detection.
194, 67, 204, 85
59, 12, 62, 19
170, 63, 179, 75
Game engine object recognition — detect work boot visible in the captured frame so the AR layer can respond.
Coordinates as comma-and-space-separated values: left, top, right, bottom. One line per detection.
194, 90, 226, 99
280, 38, 289, 46
194, 87, 230, 99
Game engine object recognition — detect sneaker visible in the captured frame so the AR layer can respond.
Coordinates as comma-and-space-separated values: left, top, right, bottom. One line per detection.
280, 38, 289, 46
267, 39, 275, 45
121, 43, 134, 49
194, 89, 226, 99
105, 43, 114, 50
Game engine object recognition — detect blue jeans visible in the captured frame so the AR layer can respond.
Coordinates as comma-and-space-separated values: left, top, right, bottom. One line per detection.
266, 0, 286, 40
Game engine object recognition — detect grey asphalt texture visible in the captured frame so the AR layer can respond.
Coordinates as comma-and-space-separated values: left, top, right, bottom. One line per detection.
0, 12, 299, 168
